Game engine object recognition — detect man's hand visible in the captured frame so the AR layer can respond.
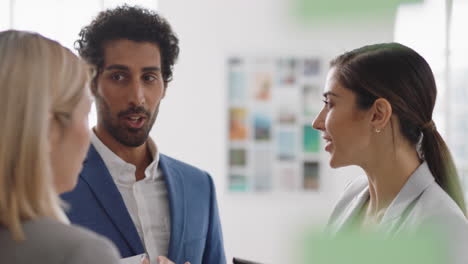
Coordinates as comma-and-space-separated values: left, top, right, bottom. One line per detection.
157, 256, 190, 264
140, 254, 150, 264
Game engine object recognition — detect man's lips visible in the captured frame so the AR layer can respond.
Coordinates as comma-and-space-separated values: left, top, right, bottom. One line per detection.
121, 114, 147, 129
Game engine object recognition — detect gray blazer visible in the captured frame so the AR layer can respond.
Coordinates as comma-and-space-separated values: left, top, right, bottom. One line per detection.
0, 217, 120, 264
327, 162, 468, 264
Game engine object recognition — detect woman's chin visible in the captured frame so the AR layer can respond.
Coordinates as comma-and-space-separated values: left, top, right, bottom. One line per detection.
329, 156, 355, 169
329, 155, 344, 169
329, 161, 339, 168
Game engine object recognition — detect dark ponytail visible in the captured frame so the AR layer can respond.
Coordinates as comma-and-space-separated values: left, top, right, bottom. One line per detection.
331, 43, 466, 216
421, 126, 466, 214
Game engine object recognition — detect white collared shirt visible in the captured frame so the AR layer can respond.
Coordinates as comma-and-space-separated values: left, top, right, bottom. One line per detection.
91, 131, 171, 262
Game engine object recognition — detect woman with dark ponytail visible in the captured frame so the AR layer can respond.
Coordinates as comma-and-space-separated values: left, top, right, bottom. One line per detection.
313, 43, 468, 263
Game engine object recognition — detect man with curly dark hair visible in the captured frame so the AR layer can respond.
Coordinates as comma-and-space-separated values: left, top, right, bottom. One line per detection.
62, 5, 226, 264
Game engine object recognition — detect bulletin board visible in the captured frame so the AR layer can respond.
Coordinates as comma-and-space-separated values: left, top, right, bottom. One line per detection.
227, 56, 326, 192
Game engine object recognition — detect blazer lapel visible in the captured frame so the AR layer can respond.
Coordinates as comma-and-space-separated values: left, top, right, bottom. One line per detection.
331, 186, 370, 234
379, 162, 435, 231
160, 155, 186, 261
81, 145, 145, 255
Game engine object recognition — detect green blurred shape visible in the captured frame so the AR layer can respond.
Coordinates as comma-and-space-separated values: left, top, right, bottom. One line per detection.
301, 228, 448, 264
303, 125, 320, 153
293, 0, 423, 21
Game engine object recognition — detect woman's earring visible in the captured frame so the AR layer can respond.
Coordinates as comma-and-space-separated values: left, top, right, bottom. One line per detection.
375, 128, 381, 133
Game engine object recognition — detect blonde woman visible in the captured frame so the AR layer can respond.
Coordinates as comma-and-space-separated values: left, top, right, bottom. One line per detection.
0, 30, 120, 263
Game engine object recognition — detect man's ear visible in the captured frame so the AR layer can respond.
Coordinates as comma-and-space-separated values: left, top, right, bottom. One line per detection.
89, 65, 102, 96
371, 98, 392, 131
90, 79, 98, 96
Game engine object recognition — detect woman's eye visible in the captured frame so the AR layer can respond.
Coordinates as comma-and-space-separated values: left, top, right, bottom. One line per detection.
322, 99, 333, 109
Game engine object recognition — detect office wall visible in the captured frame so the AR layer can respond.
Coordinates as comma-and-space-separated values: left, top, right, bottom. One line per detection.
152, 0, 396, 263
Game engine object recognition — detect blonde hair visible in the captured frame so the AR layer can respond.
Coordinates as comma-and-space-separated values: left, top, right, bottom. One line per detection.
0, 30, 89, 240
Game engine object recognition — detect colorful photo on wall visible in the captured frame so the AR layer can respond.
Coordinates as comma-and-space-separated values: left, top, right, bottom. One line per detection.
229, 174, 248, 192
229, 148, 247, 167
229, 108, 248, 140
303, 125, 320, 153
254, 112, 272, 141
226, 56, 327, 193
253, 71, 272, 101
277, 105, 297, 124
277, 130, 296, 160
303, 58, 320, 77
253, 149, 273, 191
303, 161, 319, 190
277, 58, 299, 86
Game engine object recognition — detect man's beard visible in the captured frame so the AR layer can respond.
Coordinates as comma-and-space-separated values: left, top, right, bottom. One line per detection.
95, 93, 159, 147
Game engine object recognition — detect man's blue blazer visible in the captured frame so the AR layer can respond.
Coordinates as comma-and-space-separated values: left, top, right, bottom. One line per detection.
61, 144, 226, 264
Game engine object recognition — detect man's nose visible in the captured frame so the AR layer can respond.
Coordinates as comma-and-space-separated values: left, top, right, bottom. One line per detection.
129, 79, 145, 106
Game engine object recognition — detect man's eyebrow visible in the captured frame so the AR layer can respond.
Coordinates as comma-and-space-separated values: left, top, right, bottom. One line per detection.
104, 65, 161, 72
142, 66, 161, 72
323, 91, 340, 98
104, 65, 129, 71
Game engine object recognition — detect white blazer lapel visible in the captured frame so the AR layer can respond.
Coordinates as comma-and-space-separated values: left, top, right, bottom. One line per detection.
379, 162, 435, 232
330, 186, 370, 234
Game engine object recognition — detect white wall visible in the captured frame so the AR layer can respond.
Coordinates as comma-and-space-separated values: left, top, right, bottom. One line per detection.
151, 0, 396, 263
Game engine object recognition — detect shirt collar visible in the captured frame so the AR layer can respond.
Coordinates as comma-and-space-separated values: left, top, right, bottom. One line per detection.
90, 129, 161, 184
